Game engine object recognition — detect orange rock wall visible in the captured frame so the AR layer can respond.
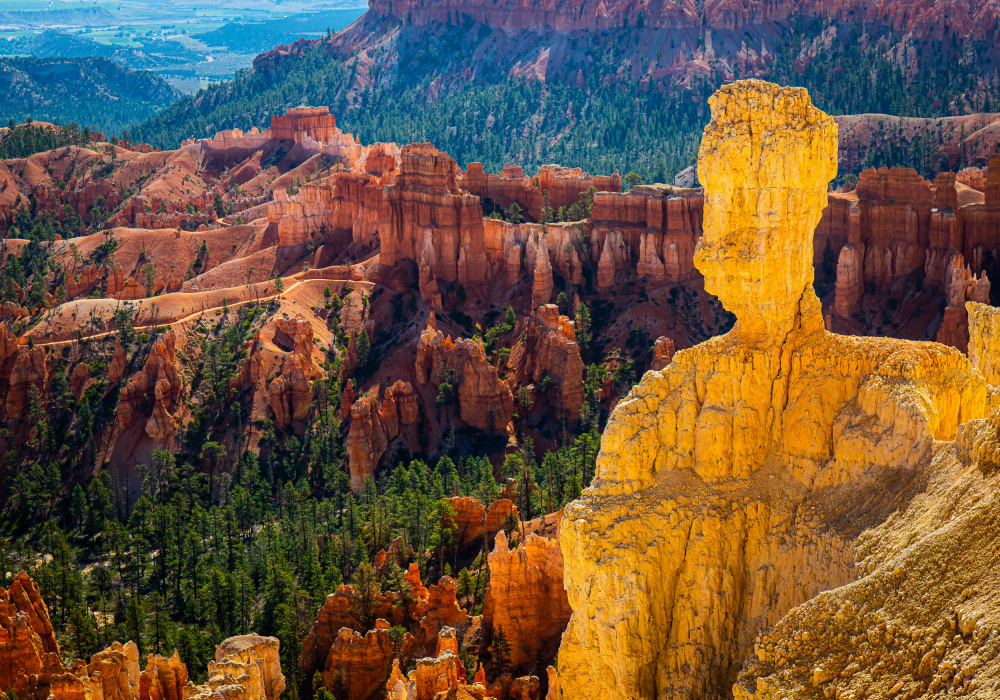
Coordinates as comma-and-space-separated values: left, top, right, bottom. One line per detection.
380, 143, 488, 289
268, 171, 385, 247
589, 184, 704, 288
461, 163, 621, 222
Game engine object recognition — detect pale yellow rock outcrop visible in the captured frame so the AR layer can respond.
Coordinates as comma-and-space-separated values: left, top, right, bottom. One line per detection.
182, 634, 285, 700
556, 80, 1000, 700
968, 300, 1000, 385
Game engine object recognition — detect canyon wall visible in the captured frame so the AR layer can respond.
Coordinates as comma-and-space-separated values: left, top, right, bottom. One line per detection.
589, 184, 704, 288
265, 133, 706, 302
363, 0, 1000, 38
461, 162, 621, 223
826, 157, 1000, 350
257, 112, 995, 353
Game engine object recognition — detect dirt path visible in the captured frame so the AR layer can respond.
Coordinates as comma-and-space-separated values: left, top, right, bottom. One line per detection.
27, 275, 389, 348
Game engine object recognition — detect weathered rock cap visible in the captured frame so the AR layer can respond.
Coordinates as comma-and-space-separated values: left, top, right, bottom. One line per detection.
695, 79, 838, 346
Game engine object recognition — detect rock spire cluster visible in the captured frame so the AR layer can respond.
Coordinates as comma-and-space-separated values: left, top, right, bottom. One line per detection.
0, 572, 285, 700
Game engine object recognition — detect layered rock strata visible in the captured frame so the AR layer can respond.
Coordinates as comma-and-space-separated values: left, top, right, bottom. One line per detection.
828, 157, 1000, 349
5, 345, 47, 419
557, 80, 996, 700
379, 144, 488, 293
935, 253, 991, 351
141, 652, 187, 700
461, 163, 621, 223
968, 301, 1000, 385
268, 170, 387, 248
590, 184, 704, 288
300, 585, 406, 681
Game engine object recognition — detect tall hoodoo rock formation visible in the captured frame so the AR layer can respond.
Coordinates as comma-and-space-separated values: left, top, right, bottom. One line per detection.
513, 305, 584, 421
267, 316, 318, 428
0, 571, 61, 691
442, 496, 519, 550
320, 622, 398, 700
530, 237, 553, 310
484, 531, 572, 676
385, 628, 485, 700
557, 80, 996, 700
968, 301, 1000, 385
141, 652, 187, 700
83, 641, 141, 700
650, 335, 676, 371
936, 252, 992, 351
189, 634, 286, 700
346, 379, 421, 491
6, 345, 47, 419
855, 167, 933, 285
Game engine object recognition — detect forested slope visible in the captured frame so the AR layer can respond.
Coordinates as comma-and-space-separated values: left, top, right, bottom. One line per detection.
0, 56, 180, 136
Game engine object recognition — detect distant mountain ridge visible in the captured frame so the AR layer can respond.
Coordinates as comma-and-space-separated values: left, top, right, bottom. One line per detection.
0, 7, 116, 28
0, 30, 177, 71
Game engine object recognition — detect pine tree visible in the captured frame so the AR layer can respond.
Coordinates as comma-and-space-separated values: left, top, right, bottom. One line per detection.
490, 624, 511, 677
356, 330, 371, 368
351, 561, 378, 629
69, 484, 87, 528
